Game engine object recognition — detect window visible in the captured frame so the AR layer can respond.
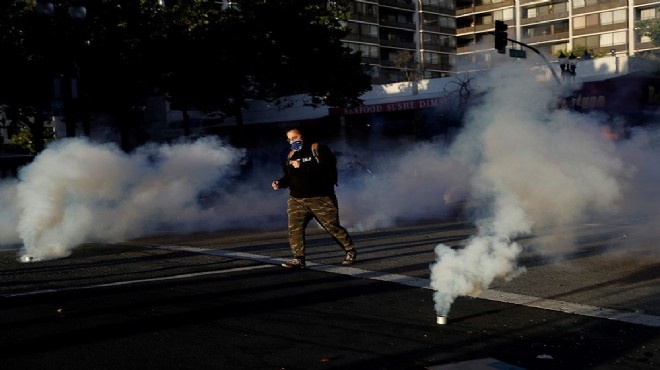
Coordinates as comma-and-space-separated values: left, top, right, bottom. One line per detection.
574, 35, 599, 49
551, 43, 568, 55
346, 42, 379, 58
601, 10, 626, 25
574, 15, 585, 29
601, 12, 613, 25
494, 8, 514, 21
423, 51, 440, 65
612, 31, 626, 45
424, 34, 456, 48
573, 0, 585, 9
438, 0, 454, 10
613, 9, 626, 23
527, 8, 537, 18
640, 8, 656, 20
355, 2, 376, 17
586, 13, 599, 27
360, 23, 378, 37
538, 5, 550, 15
423, 14, 438, 26
439, 16, 455, 28
398, 13, 410, 23
599, 31, 626, 46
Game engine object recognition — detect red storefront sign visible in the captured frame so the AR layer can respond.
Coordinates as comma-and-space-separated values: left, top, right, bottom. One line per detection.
329, 96, 450, 116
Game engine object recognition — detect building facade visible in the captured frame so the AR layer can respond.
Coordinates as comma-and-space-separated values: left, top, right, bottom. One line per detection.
343, 0, 660, 84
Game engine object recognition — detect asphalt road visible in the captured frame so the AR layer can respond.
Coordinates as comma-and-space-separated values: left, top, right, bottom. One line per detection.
1, 220, 659, 370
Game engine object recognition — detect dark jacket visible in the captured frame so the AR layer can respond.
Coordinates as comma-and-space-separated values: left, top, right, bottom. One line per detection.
277, 143, 338, 198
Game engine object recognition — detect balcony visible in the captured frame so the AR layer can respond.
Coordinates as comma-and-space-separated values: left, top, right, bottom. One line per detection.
456, 23, 511, 35
379, 19, 417, 30
636, 40, 659, 50
361, 56, 381, 65
521, 31, 569, 44
573, 23, 628, 37
419, 4, 454, 16
421, 24, 456, 34
380, 0, 415, 11
633, 0, 660, 5
457, 44, 490, 53
380, 38, 416, 49
573, 0, 628, 15
521, 11, 569, 26
352, 12, 378, 23
456, 0, 515, 16
519, 0, 546, 5
343, 34, 380, 44
422, 44, 456, 53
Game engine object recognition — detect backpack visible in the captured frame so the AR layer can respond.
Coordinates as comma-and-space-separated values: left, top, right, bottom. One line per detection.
288, 143, 320, 163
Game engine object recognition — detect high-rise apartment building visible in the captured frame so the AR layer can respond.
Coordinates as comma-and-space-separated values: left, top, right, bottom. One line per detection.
343, 0, 660, 84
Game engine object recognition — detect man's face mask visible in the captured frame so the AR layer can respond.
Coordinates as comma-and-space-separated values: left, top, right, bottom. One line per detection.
290, 140, 303, 151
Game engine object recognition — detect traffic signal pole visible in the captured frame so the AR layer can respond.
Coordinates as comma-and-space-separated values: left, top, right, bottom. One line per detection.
491, 21, 561, 85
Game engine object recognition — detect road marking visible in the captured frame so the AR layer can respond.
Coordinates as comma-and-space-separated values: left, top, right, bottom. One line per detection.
2, 264, 272, 298
8, 243, 660, 328
155, 245, 660, 328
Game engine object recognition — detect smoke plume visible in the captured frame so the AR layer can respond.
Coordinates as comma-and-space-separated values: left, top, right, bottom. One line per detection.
430, 63, 635, 316
1, 61, 658, 289
4, 136, 247, 260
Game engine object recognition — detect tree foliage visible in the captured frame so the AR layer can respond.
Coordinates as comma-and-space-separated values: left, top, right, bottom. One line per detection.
0, 0, 371, 152
168, 0, 372, 114
636, 18, 660, 47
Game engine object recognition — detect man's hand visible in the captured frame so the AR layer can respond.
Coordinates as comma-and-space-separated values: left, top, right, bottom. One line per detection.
271, 180, 280, 190
289, 159, 301, 169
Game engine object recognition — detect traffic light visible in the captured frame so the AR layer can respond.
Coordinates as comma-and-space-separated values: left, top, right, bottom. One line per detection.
494, 20, 508, 54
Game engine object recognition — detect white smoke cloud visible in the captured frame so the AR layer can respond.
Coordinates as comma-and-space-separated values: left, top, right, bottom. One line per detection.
430, 63, 633, 316
611, 125, 660, 253
336, 140, 472, 231
10, 136, 247, 260
0, 61, 657, 309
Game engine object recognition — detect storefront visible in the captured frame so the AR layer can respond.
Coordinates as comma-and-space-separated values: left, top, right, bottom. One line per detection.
329, 95, 466, 143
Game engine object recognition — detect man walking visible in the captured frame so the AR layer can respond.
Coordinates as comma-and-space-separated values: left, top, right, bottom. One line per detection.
271, 128, 357, 269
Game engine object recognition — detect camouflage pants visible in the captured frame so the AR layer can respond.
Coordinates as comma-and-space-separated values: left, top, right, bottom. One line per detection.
287, 196, 354, 258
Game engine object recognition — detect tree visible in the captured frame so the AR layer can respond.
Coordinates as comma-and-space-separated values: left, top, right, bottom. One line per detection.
167, 0, 372, 146
81, 0, 174, 150
394, 51, 421, 83
0, 0, 53, 153
636, 18, 660, 47
239, 0, 372, 108
1, 1, 372, 152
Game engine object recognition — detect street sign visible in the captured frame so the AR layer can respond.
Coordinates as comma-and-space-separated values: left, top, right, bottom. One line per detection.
509, 49, 527, 58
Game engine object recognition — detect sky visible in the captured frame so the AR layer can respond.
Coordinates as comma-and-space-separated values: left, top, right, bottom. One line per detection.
0, 62, 659, 317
